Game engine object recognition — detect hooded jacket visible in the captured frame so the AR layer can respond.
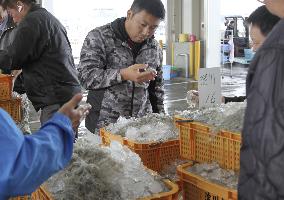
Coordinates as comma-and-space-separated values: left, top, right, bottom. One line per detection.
78, 18, 164, 132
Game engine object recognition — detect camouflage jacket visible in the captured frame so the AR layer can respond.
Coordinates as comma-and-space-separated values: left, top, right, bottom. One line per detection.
78, 22, 165, 132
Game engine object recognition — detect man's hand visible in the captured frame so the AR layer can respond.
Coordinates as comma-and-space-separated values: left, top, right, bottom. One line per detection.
11, 70, 22, 89
120, 64, 157, 83
58, 93, 91, 132
186, 90, 225, 108
11, 70, 22, 78
186, 90, 199, 108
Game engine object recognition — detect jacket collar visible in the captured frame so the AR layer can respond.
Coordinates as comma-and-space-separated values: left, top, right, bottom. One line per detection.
110, 17, 155, 46
29, 4, 41, 13
1, 15, 16, 35
5, 15, 16, 30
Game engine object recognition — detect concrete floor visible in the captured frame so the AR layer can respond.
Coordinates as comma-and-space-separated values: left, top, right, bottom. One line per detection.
28, 63, 248, 132
164, 63, 247, 114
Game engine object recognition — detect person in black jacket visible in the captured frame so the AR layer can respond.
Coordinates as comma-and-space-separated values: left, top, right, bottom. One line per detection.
0, 0, 81, 124
239, 0, 284, 199
0, 4, 31, 134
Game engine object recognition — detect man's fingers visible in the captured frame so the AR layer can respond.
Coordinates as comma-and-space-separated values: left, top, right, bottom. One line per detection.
139, 71, 154, 77
132, 64, 148, 70
66, 93, 83, 108
77, 105, 91, 117
137, 71, 156, 82
73, 104, 91, 123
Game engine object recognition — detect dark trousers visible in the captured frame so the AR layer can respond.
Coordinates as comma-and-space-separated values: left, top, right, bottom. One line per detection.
40, 104, 61, 125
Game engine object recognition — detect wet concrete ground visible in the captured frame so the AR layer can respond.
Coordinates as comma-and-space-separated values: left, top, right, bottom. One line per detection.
29, 63, 248, 132
164, 63, 247, 114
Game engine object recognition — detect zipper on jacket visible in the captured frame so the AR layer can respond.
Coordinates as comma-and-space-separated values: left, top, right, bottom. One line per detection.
122, 42, 136, 117
121, 41, 146, 117
130, 81, 135, 117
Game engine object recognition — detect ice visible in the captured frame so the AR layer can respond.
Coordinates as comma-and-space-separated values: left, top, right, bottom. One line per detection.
187, 162, 239, 189
46, 137, 168, 200
217, 107, 245, 132
12, 92, 31, 134
176, 101, 246, 133
160, 159, 189, 181
105, 113, 178, 142
78, 123, 102, 145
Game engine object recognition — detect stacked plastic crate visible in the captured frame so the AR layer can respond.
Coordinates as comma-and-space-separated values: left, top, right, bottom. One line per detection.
0, 74, 21, 122
175, 116, 240, 200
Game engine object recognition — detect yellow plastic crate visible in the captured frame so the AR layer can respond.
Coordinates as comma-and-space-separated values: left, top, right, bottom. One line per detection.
100, 128, 180, 172
0, 97, 22, 122
177, 122, 241, 171
177, 162, 237, 200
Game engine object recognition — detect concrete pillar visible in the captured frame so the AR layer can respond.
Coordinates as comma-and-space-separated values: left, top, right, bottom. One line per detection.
182, 0, 200, 38
166, 0, 182, 65
204, 0, 221, 68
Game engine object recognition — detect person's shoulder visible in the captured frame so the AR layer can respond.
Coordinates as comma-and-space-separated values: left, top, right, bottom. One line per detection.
24, 6, 62, 28
274, 19, 284, 30
86, 23, 113, 39
18, 7, 47, 28
145, 37, 161, 50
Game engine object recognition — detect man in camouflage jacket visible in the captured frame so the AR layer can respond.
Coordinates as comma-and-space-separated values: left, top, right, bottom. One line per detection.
78, 0, 165, 133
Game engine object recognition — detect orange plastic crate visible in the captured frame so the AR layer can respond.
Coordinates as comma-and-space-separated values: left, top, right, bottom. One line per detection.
0, 74, 12, 100
100, 128, 180, 172
177, 122, 241, 171
0, 97, 22, 122
23, 180, 178, 200
173, 115, 193, 127
139, 179, 179, 200
177, 162, 237, 200
212, 130, 241, 171
10, 186, 53, 200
